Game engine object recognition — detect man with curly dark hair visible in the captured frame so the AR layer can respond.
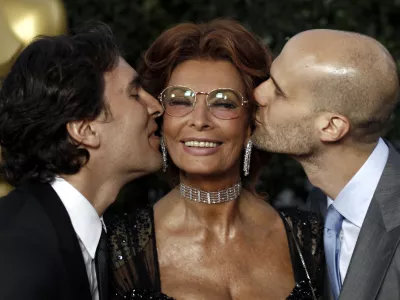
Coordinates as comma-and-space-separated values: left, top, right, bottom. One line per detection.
0, 22, 163, 300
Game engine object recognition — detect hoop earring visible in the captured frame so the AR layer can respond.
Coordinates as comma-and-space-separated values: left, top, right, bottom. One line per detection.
160, 136, 168, 172
243, 140, 253, 177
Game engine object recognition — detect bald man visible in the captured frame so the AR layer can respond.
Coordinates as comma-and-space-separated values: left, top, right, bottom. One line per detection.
252, 29, 400, 300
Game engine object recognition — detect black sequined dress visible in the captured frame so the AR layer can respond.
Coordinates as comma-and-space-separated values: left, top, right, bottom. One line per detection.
107, 206, 324, 300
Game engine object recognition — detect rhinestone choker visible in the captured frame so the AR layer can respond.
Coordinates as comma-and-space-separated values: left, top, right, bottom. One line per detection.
179, 180, 242, 204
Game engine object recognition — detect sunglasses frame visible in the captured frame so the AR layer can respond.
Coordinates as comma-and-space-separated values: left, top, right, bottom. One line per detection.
158, 85, 248, 120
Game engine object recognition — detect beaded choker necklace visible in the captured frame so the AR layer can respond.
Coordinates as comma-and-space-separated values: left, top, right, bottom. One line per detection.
179, 180, 242, 204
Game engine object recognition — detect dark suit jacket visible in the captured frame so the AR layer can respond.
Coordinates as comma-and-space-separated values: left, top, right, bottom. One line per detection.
309, 143, 400, 300
0, 183, 92, 300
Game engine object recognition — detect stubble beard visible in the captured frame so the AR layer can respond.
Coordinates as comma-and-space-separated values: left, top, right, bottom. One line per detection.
252, 121, 315, 156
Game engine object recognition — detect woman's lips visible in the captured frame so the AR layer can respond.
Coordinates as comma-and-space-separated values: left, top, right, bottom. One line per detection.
181, 142, 221, 156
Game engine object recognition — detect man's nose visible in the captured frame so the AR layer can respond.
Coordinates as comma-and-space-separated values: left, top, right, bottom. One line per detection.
253, 80, 271, 107
141, 88, 164, 117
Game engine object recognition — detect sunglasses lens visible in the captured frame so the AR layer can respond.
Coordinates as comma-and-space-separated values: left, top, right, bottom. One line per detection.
161, 86, 195, 117
208, 89, 242, 119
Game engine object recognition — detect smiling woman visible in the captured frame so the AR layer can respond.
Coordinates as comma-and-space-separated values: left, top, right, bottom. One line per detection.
142, 20, 271, 190
107, 19, 325, 300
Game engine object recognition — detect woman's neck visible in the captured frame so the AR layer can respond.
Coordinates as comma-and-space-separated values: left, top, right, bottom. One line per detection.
177, 172, 244, 240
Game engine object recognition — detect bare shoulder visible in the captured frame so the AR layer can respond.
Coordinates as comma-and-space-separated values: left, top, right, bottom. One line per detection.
239, 189, 281, 227
153, 188, 183, 231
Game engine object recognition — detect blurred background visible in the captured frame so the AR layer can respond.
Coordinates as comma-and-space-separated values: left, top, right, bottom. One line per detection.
1, 0, 400, 209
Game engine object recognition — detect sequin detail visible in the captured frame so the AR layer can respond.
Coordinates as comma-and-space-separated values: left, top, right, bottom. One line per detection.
287, 279, 319, 300
108, 209, 152, 268
113, 289, 173, 299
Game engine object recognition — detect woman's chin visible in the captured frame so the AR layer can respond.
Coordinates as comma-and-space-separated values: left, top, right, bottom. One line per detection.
179, 166, 233, 178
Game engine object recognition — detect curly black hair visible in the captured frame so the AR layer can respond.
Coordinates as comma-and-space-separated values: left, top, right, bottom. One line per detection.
0, 22, 121, 186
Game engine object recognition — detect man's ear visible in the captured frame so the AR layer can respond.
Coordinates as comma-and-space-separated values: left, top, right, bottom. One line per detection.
315, 113, 350, 142
66, 120, 100, 148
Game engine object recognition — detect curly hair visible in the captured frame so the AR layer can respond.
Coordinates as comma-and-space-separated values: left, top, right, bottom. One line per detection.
139, 19, 273, 191
0, 22, 120, 186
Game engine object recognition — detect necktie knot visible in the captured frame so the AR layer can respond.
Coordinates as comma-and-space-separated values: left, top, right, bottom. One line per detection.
325, 205, 344, 232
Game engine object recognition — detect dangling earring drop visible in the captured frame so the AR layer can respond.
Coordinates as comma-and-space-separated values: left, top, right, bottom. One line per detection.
160, 136, 168, 172
243, 140, 253, 176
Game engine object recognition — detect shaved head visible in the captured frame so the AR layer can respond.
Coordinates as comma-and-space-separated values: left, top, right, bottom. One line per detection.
283, 29, 399, 141
253, 29, 399, 157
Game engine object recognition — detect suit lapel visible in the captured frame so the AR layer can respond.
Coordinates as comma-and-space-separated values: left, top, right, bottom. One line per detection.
23, 183, 92, 300
339, 144, 400, 300
338, 199, 400, 300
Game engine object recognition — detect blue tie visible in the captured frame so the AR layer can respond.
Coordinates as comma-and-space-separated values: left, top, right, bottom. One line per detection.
324, 205, 344, 300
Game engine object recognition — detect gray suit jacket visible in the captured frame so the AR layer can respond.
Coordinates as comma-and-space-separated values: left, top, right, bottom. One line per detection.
309, 143, 400, 300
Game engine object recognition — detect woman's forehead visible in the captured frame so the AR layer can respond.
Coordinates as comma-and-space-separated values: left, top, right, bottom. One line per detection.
168, 59, 246, 94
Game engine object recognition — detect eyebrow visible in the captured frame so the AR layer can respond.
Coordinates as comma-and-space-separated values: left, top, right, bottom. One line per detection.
270, 75, 286, 97
126, 75, 141, 94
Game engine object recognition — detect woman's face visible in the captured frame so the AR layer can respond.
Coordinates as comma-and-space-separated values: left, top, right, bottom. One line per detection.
162, 59, 251, 178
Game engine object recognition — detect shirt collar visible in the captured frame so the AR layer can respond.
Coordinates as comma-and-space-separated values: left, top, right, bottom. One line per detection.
51, 177, 103, 259
327, 138, 389, 228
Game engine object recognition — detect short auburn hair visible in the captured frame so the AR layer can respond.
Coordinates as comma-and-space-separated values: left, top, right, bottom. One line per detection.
140, 19, 273, 191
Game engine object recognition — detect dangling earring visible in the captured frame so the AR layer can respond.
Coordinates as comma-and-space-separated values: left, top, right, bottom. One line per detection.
160, 136, 168, 172
243, 140, 253, 177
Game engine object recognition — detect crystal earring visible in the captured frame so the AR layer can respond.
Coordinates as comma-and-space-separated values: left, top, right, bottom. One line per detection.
243, 140, 253, 177
160, 136, 168, 172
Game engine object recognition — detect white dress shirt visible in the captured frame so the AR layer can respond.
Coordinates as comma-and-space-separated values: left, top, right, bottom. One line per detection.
327, 138, 388, 283
51, 177, 104, 300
